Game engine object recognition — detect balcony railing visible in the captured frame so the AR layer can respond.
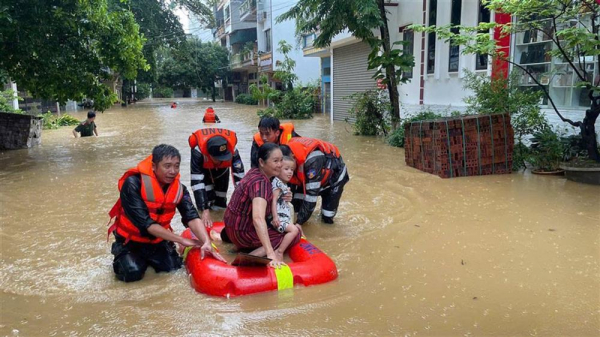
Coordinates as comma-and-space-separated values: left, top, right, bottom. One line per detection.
239, 0, 257, 21
230, 54, 242, 68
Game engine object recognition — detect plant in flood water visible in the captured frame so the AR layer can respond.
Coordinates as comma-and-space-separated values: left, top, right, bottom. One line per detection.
40, 112, 80, 130
249, 74, 279, 106
528, 127, 566, 172
346, 90, 390, 136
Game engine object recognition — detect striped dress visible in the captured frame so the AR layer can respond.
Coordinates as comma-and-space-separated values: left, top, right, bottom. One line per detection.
224, 168, 299, 250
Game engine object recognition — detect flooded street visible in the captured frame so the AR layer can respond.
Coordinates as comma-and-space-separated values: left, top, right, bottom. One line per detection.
1, 99, 599, 336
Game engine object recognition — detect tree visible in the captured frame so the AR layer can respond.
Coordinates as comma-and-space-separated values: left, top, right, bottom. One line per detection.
277, 0, 414, 129
158, 38, 229, 101
0, 0, 148, 111
273, 41, 298, 91
414, 0, 600, 162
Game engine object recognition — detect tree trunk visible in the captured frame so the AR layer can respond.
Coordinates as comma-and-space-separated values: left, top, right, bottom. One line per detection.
583, 92, 600, 162
211, 84, 216, 102
377, 0, 401, 130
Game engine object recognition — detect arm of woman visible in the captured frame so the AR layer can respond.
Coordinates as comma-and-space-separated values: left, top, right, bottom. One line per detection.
252, 197, 283, 267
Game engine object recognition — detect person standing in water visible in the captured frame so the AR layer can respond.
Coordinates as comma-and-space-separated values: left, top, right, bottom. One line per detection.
107, 144, 224, 282
72, 111, 98, 137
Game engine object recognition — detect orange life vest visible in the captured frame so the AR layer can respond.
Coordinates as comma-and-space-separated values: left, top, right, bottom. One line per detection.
107, 155, 183, 244
171, 103, 177, 108
253, 123, 295, 146
203, 108, 216, 123
286, 137, 340, 186
188, 128, 237, 169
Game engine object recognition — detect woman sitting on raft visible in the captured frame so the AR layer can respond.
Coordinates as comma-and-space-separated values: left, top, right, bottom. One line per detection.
223, 143, 301, 268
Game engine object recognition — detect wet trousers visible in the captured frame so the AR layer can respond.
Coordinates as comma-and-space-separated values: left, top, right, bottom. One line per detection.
111, 234, 182, 282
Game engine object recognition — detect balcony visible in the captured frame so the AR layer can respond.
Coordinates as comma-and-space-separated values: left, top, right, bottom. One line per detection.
231, 48, 258, 71
240, 0, 257, 22
302, 33, 330, 57
230, 53, 242, 69
258, 52, 272, 72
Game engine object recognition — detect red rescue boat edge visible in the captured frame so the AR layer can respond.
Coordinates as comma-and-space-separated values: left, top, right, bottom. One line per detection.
180, 222, 338, 297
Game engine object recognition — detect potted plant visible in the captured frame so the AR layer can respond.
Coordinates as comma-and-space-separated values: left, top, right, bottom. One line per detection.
559, 134, 600, 185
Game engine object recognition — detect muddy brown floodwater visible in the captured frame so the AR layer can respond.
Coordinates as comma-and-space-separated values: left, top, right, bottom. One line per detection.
1, 99, 599, 336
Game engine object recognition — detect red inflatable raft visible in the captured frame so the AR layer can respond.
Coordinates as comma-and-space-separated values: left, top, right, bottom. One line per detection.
180, 222, 338, 297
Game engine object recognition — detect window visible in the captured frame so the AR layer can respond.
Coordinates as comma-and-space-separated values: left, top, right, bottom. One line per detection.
303, 34, 315, 49
476, 0, 491, 70
224, 5, 230, 22
448, 0, 462, 72
323, 66, 331, 76
265, 29, 271, 52
401, 28, 415, 79
427, 0, 437, 74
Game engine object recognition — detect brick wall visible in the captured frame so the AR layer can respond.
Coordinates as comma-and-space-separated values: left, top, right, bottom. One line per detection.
0, 112, 43, 150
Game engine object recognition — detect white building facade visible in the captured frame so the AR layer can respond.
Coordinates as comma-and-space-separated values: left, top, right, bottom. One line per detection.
303, 0, 599, 129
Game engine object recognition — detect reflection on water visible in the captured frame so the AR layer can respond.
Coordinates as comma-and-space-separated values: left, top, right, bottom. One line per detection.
1, 99, 599, 336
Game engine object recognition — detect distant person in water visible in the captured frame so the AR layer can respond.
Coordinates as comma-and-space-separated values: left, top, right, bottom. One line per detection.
107, 144, 225, 282
202, 107, 221, 123
171, 102, 177, 108
73, 111, 98, 137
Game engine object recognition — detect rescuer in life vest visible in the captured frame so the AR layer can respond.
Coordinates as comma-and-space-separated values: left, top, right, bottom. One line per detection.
250, 116, 300, 168
282, 137, 350, 225
107, 144, 225, 282
189, 128, 245, 228
202, 106, 221, 123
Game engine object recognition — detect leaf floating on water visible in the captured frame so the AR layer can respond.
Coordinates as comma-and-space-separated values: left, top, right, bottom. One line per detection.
461, 259, 465, 265
473, 297, 478, 300
548, 229, 556, 232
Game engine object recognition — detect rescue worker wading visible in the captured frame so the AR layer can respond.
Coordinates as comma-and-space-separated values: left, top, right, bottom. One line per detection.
250, 116, 300, 168
189, 128, 245, 228
107, 144, 225, 283
202, 106, 220, 123
285, 137, 350, 225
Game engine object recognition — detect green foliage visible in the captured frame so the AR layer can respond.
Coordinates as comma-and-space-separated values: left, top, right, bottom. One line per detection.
273, 86, 316, 119
235, 94, 258, 105
528, 127, 565, 171
249, 74, 278, 106
40, 112, 80, 129
158, 38, 229, 101
387, 110, 444, 147
346, 90, 390, 136
278, 0, 413, 127
273, 41, 298, 91
257, 107, 277, 118
115, 0, 186, 86
135, 83, 152, 100
152, 86, 173, 98
0, 89, 23, 113
0, 0, 148, 112
512, 142, 531, 171
561, 134, 587, 162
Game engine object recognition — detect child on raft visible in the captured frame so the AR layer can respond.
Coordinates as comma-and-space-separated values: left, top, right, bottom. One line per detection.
271, 155, 303, 243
